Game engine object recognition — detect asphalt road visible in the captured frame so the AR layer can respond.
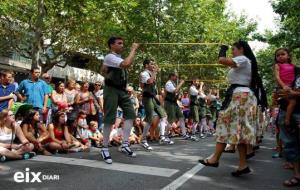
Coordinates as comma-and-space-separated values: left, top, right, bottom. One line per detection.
0, 133, 294, 190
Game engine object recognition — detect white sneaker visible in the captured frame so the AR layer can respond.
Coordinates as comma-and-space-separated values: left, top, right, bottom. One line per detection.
166, 138, 174, 145
101, 148, 112, 164
200, 133, 205, 139
160, 136, 174, 145
119, 144, 137, 157
183, 134, 190, 140
141, 141, 153, 151
190, 135, 199, 142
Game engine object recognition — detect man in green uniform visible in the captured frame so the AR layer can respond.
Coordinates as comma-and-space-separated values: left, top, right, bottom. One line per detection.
140, 59, 173, 150
164, 73, 189, 139
100, 37, 139, 164
189, 79, 201, 141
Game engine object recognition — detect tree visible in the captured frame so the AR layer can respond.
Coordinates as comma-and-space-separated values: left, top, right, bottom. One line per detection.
0, 0, 106, 73
0, 0, 257, 85
255, 0, 300, 103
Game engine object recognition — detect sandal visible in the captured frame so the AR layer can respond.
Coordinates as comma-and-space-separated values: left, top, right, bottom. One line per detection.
283, 162, 294, 170
198, 159, 219, 168
283, 177, 300, 187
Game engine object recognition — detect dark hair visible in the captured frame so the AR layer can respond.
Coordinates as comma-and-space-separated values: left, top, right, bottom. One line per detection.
143, 59, 154, 67
53, 111, 66, 126
20, 109, 39, 126
55, 81, 64, 91
30, 67, 40, 73
274, 48, 292, 64
107, 37, 123, 49
77, 110, 87, 117
168, 72, 177, 79
232, 40, 268, 110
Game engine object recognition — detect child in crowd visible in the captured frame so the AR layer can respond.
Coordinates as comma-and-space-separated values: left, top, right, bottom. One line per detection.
76, 110, 90, 148
274, 48, 296, 126
109, 124, 123, 146
88, 121, 103, 148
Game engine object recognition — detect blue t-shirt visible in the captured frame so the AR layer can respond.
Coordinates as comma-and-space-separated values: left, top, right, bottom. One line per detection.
17, 79, 49, 109
0, 83, 15, 112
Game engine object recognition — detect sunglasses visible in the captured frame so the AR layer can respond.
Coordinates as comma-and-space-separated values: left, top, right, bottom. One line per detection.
95, 84, 101, 86
44, 77, 50, 79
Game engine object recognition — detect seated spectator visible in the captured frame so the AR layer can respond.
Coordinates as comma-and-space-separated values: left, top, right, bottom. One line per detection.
48, 111, 83, 153
21, 109, 52, 155
133, 117, 144, 137
0, 109, 35, 161
129, 127, 140, 145
75, 110, 91, 148
169, 121, 181, 137
109, 125, 123, 146
0, 70, 15, 112
88, 121, 103, 148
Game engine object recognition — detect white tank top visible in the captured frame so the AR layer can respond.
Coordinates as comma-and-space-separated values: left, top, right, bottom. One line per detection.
0, 129, 15, 144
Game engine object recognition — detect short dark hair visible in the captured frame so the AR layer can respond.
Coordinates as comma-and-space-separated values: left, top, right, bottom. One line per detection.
169, 72, 177, 79
30, 67, 40, 73
107, 36, 123, 49
143, 59, 154, 67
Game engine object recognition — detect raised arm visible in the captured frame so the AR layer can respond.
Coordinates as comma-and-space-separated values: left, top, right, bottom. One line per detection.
120, 43, 139, 68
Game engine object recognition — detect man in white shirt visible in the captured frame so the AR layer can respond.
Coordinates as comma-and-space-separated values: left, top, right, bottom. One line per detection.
189, 79, 201, 141
164, 73, 188, 139
100, 36, 139, 164
198, 82, 208, 138
140, 59, 173, 149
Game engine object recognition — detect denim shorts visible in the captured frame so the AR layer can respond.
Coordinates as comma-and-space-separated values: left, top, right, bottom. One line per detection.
278, 110, 300, 162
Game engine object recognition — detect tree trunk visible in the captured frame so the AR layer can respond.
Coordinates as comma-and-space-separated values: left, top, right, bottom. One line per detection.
31, 0, 45, 71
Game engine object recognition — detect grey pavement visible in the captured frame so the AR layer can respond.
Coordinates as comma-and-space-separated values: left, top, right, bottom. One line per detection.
0, 133, 294, 190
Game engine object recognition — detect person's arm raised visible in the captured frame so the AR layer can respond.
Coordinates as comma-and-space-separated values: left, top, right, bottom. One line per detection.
218, 45, 237, 68
175, 80, 185, 93
120, 43, 139, 68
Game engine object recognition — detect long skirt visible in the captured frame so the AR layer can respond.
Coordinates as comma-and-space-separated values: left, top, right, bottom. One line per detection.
215, 91, 258, 145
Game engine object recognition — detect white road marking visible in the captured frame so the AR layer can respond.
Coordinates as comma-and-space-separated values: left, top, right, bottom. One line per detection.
162, 163, 205, 190
31, 155, 179, 177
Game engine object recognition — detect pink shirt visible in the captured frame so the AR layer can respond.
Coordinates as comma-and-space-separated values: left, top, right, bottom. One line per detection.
278, 63, 295, 86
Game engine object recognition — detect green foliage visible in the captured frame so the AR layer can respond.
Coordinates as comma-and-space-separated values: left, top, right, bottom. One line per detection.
256, 0, 300, 104
0, 0, 256, 87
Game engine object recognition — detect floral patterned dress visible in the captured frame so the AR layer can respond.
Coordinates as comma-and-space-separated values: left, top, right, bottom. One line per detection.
215, 91, 258, 145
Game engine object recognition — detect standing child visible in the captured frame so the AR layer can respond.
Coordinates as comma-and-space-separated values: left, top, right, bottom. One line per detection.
274, 48, 296, 126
